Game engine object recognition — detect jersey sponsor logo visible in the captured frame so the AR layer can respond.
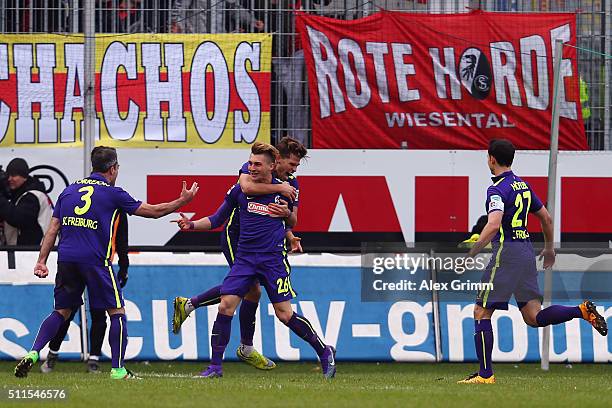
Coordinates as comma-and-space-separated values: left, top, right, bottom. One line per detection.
489, 195, 504, 212
247, 201, 271, 216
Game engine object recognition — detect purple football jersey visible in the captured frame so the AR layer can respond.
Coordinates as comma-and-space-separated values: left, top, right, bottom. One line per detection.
224, 178, 294, 253
225, 162, 299, 248
52, 173, 141, 265
485, 170, 543, 244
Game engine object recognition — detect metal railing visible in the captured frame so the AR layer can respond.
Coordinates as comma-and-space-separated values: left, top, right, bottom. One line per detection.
0, 0, 609, 149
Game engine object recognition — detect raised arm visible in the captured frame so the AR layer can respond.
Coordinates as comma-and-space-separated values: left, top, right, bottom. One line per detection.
239, 173, 296, 201
134, 181, 199, 219
34, 217, 61, 278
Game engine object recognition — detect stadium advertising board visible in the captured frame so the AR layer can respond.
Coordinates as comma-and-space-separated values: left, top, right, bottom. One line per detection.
1, 253, 610, 362
0, 34, 271, 148
296, 11, 587, 150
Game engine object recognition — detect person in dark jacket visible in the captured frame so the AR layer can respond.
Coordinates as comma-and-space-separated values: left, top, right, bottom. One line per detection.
0, 158, 53, 246
40, 211, 130, 373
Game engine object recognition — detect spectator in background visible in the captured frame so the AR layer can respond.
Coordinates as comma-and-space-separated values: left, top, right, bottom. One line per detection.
170, 0, 264, 33
0, 158, 54, 246
580, 76, 592, 129
60, 0, 166, 33
98, 0, 156, 33
41, 212, 130, 374
3, 0, 69, 33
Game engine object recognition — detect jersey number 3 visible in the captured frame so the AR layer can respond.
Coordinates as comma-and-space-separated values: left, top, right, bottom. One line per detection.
74, 186, 94, 215
511, 191, 532, 228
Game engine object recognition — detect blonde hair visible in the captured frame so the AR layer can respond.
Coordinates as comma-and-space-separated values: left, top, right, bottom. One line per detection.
251, 142, 279, 163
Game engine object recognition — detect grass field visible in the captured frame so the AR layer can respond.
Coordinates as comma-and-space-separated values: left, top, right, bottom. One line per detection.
1, 361, 610, 407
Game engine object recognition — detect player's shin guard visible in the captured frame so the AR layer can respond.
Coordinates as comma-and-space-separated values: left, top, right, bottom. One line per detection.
239, 300, 258, 346
286, 313, 326, 356
32, 311, 66, 353
211, 313, 233, 366
474, 319, 494, 379
109, 314, 128, 369
536, 305, 582, 327
191, 285, 222, 309
90, 309, 108, 357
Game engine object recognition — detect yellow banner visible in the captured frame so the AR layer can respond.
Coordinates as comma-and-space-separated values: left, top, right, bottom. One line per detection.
0, 33, 272, 148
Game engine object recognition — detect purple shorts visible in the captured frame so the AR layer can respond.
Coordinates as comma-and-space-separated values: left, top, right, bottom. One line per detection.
220, 251, 296, 303
54, 262, 124, 310
476, 256, 542, 310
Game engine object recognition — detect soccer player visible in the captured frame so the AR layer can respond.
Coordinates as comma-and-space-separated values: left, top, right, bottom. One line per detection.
14, 146, 199, 379
458, 139, 608, 384
173, 142, 336, 379
40, 211, 129, 374
172, 137, 306, 370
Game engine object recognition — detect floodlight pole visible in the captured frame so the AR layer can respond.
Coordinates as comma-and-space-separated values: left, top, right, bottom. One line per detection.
79, 0, 96, 362
541, 39, 563, 371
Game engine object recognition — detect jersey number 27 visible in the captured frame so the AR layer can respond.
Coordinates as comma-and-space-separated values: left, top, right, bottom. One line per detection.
511, 191, 532, 228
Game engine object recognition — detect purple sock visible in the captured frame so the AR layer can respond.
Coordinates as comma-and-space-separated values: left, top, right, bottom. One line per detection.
109, 314, 128, 368
211, 313, 233, 366
239, 300, 258, 346
48, 310, 75, 352
191, 285, 222, 309
286, 312, 326, 356
32, 311, 66, 353
536, 305, 582, 327
474, 319, 494, 378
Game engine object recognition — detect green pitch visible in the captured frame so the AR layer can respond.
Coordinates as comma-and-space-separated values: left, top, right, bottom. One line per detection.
1, 361, 610, 407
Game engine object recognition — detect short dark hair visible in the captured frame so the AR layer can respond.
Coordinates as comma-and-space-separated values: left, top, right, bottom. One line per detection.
91, 146, 118, 173
276, 137, 308, 160
488, 139, 515, 167
251, 142, 279, 163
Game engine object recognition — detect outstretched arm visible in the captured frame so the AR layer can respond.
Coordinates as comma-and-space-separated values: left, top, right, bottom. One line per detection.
135, 181, 199, 219
173, 200, 234, 231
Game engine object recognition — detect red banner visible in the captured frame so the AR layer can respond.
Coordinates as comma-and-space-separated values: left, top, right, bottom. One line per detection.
296, 10, 587, 150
